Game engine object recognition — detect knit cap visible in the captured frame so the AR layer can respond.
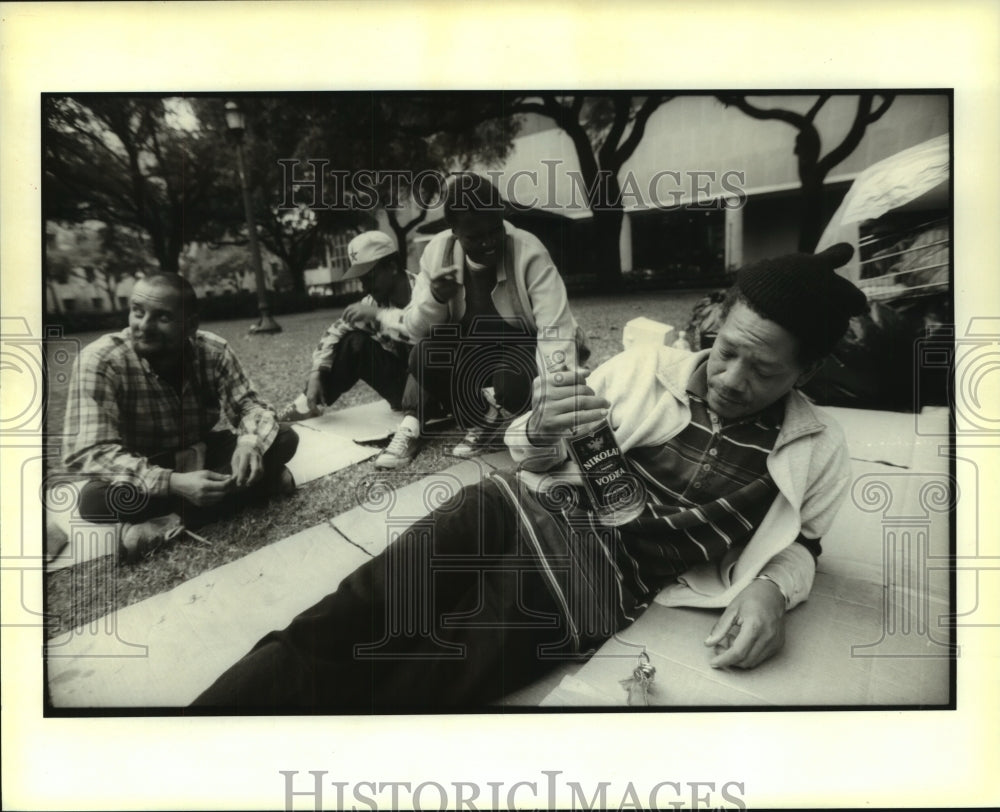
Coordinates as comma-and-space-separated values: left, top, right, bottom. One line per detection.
736, 242, 868, 357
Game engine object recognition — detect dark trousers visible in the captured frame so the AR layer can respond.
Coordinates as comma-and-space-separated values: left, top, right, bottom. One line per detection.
318, 330, 424, 415
192, 478, 588, 711
77, 427, 299, 529
408, 324, 536, 431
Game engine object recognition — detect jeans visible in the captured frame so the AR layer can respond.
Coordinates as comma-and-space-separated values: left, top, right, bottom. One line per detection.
408, 319, 537, 431
192, 478, 589, 712
76, 427, 299, 529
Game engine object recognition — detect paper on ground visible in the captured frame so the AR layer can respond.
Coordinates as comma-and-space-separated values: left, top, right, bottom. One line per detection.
296, 398, 404, 444
287, 424, 379, 485
540, 577, 951, 707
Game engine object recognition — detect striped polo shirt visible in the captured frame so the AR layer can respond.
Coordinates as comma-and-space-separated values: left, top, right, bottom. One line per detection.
491, 358, 818, 647
615, 359, 785, 605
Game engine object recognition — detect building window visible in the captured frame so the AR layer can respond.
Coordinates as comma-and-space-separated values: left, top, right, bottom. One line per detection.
630, 208, 725, 280
328, 231, 354, 274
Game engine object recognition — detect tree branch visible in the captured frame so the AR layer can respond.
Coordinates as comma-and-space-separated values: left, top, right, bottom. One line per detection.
614, 94, 672, 169
506, 100, 549, 118
598, 94, 632, 170
717, 94, 809, 130
816, 93, 894, 176
867, 92, 895, 124
805, 93, 831, 122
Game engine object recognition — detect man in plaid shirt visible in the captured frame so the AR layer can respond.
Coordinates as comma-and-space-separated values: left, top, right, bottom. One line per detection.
63, 273, 299, 563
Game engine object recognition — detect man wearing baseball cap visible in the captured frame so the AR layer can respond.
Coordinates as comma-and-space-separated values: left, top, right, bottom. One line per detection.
278, 230, 441, 468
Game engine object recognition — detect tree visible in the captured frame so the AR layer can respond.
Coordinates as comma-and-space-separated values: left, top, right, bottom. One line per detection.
100, 222, 159, 294
369, 93, 523, 255
192, 95, 379, 294
181, 243, 250, 292
45, 93, 523, 294
718, 93, 895, 252
43, 95, 230, 272
190, 93, 521, 290
502, 94, 674, 289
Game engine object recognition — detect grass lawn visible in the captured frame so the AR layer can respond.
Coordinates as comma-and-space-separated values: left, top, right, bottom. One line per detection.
44, 289, 710, 637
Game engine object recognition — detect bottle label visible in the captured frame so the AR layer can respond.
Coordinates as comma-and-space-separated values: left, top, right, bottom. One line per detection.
566, 419, 645, 525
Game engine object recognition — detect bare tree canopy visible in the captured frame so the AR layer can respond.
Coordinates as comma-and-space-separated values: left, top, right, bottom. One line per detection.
505, 93, 674, 287
718, 93, 895, 251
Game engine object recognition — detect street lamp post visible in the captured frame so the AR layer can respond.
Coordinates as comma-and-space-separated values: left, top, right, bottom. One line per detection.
224, 100, 281, 334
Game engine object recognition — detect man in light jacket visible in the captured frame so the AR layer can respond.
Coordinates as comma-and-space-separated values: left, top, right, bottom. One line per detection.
402, 172, 586, 458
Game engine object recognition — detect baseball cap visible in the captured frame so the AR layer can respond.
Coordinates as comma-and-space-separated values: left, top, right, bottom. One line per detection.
341, 231, 398, 280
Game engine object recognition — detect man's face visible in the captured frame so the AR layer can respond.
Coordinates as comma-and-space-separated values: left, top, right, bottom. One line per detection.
451, 212, 504, 267
128, 280, 194, 362
362, 258, 398, 303
705, 300, 817, 420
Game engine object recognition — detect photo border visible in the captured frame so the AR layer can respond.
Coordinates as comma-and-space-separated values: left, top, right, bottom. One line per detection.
3, 2, 998, 809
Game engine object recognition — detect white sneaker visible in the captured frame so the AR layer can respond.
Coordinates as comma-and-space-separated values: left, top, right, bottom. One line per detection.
375, 425, 423, 469
449, 404, 513, 458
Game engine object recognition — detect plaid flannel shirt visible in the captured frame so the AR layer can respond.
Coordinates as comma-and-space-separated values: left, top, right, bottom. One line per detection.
62, 328, 278, 498
309, 275, 415, 372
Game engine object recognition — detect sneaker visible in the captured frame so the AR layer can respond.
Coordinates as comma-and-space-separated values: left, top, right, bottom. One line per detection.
276, 393, 321, 423
118, 513, 187, 565
449, 404, 512, 458
375, 425, 423, 469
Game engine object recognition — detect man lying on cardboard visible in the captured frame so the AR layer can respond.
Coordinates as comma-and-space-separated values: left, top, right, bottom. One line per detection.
193, 243, 867, 710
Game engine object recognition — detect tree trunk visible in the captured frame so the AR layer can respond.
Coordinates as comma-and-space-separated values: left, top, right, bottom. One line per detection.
589, 208, 624, 290
102, 269, 118, 310
158, 250, 180, 273
386, 206, 426, 266
387, 217, 408, 259
287, 260, 307, 295
797, 178, 826, 253
588, 168, 625, 290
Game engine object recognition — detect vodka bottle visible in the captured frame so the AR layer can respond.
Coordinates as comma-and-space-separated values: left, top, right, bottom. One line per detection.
548, 352, 646, 526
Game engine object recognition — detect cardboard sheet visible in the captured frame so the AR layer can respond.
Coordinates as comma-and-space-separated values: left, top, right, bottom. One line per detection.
825, 404, 942, 469
539, 574, 952, 708
47, 405, 950, 709
286, 423, 380, 484
535, 406, 953, 708
296, 398, 405, 444
329, 458, 498, 556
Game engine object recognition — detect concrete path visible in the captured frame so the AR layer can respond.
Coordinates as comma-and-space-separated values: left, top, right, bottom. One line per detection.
46, 451, 543, 707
